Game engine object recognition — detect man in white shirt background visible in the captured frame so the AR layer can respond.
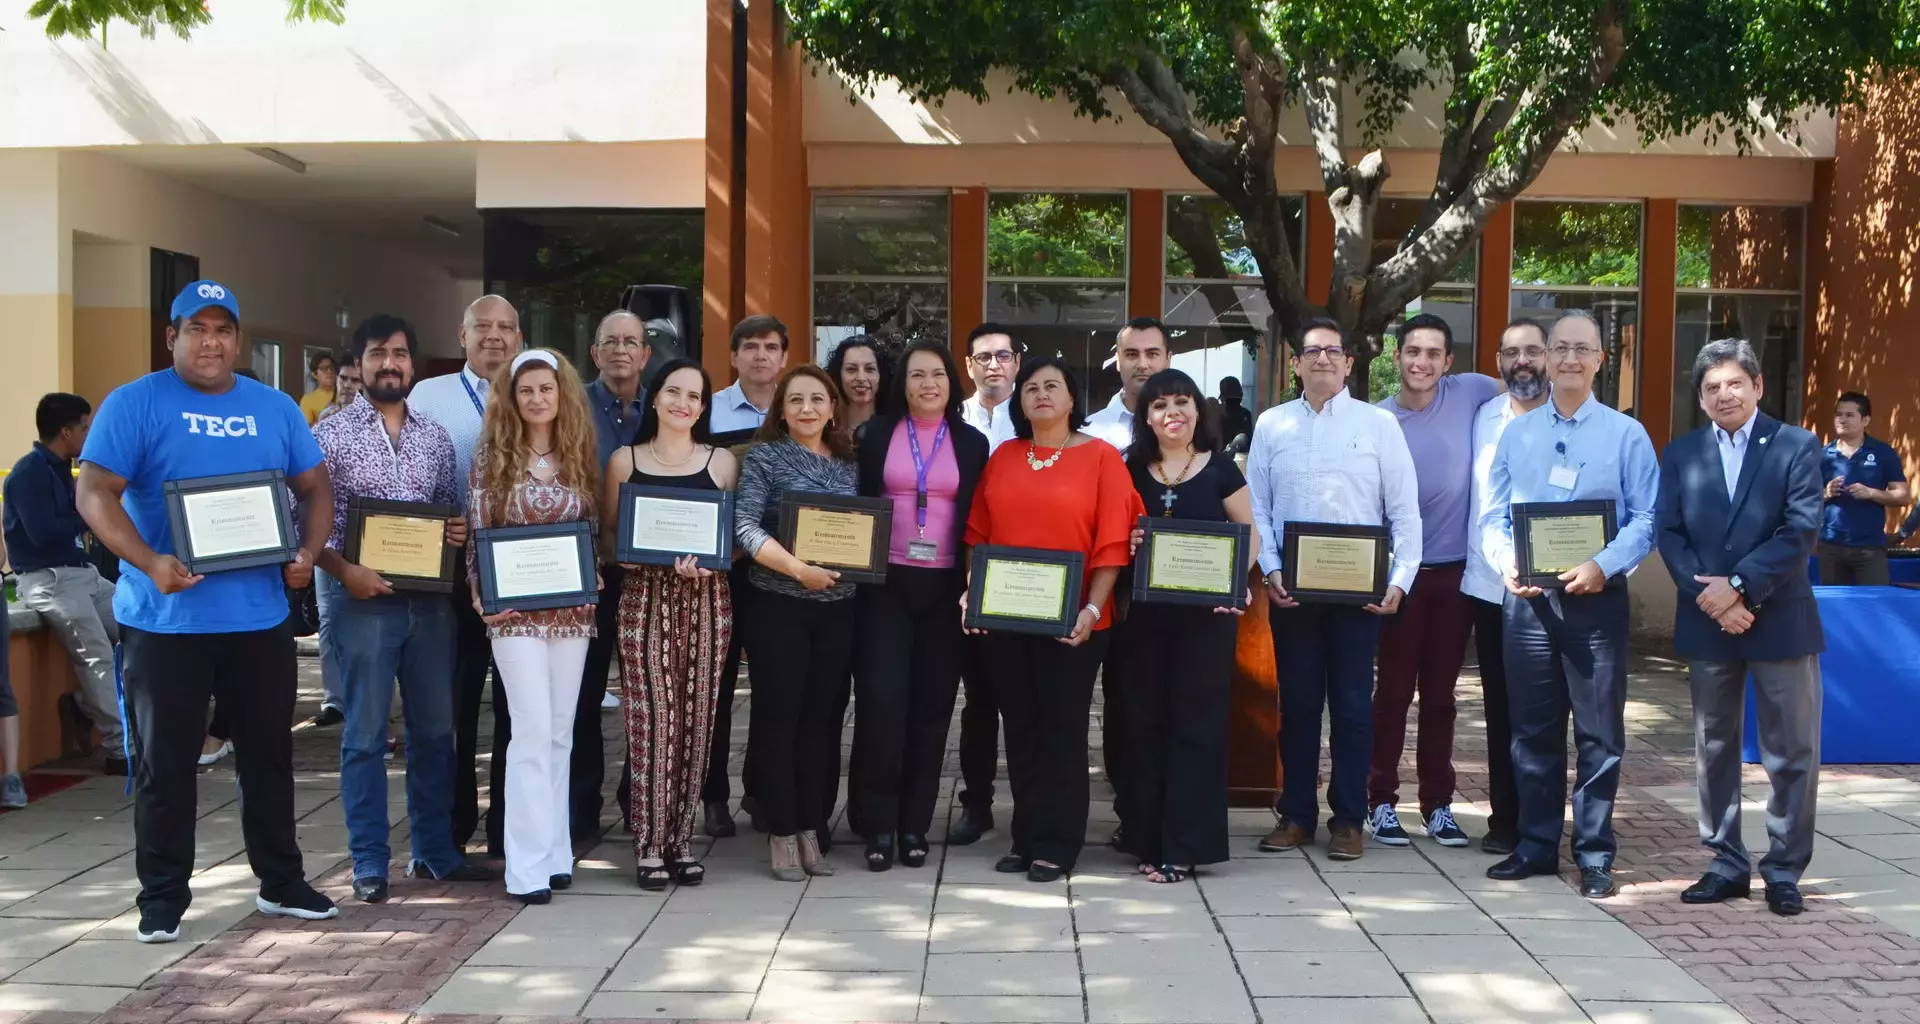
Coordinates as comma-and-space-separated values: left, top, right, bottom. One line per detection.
1461, 317, 1553, 856
1085, 317, 1171, 451
407, 294, 523, 857
1249, 317, 1422, 861
708, 315, 787, 438
958, 323, 1021, 455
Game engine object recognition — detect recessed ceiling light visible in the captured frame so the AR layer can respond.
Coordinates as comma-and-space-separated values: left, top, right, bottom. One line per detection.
245, 147, 307, 174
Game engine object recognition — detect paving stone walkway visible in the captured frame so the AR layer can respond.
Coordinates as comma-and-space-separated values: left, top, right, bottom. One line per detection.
3, 644, 1920, 1023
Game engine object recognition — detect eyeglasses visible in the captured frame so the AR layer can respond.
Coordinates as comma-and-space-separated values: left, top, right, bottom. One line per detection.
1298, 345, 1348, 361
971, 350, 1017, 367
1548, 344, 1601, 361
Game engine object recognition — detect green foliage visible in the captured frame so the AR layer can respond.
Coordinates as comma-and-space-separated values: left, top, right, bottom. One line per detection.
987, 193, 1127, 278
1511, 202, 1642, 288
29, 0, 342, 40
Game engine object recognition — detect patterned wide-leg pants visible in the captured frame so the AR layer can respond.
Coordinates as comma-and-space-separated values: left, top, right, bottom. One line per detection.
618, 565, 732, 861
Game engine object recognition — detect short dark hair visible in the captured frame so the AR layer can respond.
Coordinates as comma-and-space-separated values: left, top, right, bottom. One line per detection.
889, 339, 966, 420
1502, 317, 1549, 347
1839, 391, 1872, 419
1008, 355, 1088, 439
1119, 316, 1167, 343
35, 393, 91, 442
1219, 376, 1242, 396
1394, 313, 1453, 352
634, 357, 714, 445
1291, 316, 1349, 356
1126, 370, 1219, 466
350, 314, 416, 365
1691, 339, 1762, 397
730, 314, 789, 352
967, 322, 1022, 354
309, 350, 337, 373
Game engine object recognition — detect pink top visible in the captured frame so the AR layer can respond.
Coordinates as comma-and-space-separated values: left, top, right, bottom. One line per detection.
883, 414, 961, 568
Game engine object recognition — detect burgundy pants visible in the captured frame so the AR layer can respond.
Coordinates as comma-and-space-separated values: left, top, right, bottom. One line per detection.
1368, 562, 1472, 814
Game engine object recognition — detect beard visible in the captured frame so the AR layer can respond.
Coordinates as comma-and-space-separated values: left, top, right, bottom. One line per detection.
365, 375, 411, 404
1504, 366, 1545, 401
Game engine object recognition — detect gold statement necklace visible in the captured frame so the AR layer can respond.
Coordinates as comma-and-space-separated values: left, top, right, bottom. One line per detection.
1026, 440, 1067, 472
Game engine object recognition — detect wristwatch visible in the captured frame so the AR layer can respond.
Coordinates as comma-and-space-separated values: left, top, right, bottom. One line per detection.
1728, 573, 1747, 598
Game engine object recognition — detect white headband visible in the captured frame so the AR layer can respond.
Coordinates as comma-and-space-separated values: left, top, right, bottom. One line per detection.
510, 350, 559, 376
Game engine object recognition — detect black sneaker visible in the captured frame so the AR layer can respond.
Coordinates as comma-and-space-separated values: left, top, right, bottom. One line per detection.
135, 905, 182, 944
102, 755, 130, 778
256, 882, 340, 921
1367, 804, 1412, 847
306, 706, 345, 729
1425, 807, 1471, 848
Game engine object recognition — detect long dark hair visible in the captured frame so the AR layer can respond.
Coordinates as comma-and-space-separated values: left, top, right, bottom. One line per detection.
888, 339, 965, 420
633, 357, 714, 445
1009, 355, 1087, 440
825, 334, 890, 411
752, 364, 854, 460
1126, 369, 1220, 466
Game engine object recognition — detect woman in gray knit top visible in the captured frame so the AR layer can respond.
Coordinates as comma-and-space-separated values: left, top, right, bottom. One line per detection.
733, 365, 859, 880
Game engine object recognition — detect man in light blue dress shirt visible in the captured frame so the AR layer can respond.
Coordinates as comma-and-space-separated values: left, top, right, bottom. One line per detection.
1478, 309, 1659, 899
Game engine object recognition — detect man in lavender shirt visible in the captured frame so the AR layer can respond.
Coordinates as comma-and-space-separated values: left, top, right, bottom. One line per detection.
1366, 313, 1502, 849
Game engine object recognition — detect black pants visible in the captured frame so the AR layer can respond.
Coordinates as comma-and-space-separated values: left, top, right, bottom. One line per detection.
702, 559, 755, 807
1101, 605, 1132, 833
123, 624, 304, 913
745, 589, 855, 836
1505, 585, 1629, 870
1121, 605, 1234, 866
852, 566, 964, 838
1470, 596, 1518, 841
824, 638, 853, 830
956, 636, 998, 814
571, 565, 620, 838
988, 629, 1111, 872
450, 581, 509, 853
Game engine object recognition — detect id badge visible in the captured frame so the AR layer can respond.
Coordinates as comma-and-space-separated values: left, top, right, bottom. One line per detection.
907, 540, 940, 562
1548, 464, 1579, 491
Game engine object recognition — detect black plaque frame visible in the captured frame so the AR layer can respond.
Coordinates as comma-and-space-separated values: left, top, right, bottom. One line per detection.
1512, 500, 1619, 588
163, 469, 299, 575
1131, 516, 1251, 608
964, 545, 1085, 637
475, 520, 598, 615
615, 483, 734, 571
1281, 521, 1389, 605
778, 491, 893, 585
344, 497, 457, 593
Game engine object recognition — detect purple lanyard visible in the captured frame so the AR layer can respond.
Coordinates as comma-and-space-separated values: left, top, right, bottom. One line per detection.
459, 372, 485, 418
906, 418, 948, 534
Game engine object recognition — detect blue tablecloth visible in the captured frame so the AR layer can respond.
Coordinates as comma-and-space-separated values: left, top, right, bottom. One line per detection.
1743, 586, 1920, 764
1806, 554, 1920, 585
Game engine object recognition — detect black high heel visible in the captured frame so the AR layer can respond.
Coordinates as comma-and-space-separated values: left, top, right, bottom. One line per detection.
865, 834, 895, 872
897, 833, 929, 868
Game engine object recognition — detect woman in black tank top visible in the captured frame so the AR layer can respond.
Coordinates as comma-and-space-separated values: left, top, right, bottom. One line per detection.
600, 359, 739, 890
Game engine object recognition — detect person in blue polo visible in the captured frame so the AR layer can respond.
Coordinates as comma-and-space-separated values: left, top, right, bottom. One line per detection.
76, 280, 340, 944
1819, 391, 1911, 585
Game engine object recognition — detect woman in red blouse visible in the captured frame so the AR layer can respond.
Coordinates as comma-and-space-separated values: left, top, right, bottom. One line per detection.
963, 355, 1143, 882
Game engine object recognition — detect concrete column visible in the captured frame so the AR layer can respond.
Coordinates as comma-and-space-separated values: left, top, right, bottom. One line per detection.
73, 239, 149, 410
0, 151, 73, 452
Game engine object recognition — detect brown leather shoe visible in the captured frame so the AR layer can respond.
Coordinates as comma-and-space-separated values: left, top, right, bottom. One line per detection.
1328, 823, 1364, 861
1257, 818, 1310, 852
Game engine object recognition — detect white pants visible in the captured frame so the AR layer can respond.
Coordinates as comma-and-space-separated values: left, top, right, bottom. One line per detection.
491, 635, 590, 896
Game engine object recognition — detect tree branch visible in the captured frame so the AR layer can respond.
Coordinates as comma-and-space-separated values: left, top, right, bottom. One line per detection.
1299, 59, 1348, 197
1104, 54, 1236, 171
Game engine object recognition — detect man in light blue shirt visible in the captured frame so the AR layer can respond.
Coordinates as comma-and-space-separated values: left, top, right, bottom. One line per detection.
1478, 309, 1659, 899
708, 315, 787, 438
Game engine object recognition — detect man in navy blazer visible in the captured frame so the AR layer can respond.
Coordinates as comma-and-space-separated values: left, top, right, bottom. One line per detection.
1657, 339, 1824, 916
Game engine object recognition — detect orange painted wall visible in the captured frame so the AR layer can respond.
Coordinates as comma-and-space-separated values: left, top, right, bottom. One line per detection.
1129, 189, 1165, 319
949, 187, 987, 377
702, 0, 741, 387
1475, 203, 1514, 376
743, 2, 810, 372
1641, 199, 1678, 445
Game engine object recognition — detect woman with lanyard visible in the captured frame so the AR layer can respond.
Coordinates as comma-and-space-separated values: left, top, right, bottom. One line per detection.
849, 341, 989, 870
1120, 369, 1257, 883
963, 355, 1141, 882
602, 358, 738, 890
734, 365, 860, 880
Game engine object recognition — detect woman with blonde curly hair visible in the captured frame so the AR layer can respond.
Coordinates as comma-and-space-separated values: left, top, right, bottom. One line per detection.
466, 349, 602, 904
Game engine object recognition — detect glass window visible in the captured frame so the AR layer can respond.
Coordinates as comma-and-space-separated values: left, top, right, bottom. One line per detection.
988, 192, 1129, 412
1671, 204, 1804, 437
1512, 201, 1642, 413
812, 194, 952, 365
485, 209, 705, 372
1365, 198, 1480, 403
1162, 194, 1304, 413
251, 340, 282, 393
1165, 194, 1303, 281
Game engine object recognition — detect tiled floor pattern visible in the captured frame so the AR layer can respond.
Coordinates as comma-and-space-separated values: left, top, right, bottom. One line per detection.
0, 646, 1918, 1022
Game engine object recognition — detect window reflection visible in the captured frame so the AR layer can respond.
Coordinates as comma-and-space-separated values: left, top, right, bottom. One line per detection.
1671, 204, 1805, 437
989, 193, 1129, 412
1511, 201, 1642, 414
812, 194, 952, 365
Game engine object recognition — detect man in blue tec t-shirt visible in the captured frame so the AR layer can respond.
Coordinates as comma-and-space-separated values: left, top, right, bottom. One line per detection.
76, 280, 340, 945
1818, 390, 1911, 586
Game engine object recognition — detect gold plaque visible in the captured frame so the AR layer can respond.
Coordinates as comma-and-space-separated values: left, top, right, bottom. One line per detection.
1293, 535, 1382, 593
791, 507, 877, 568
359, 514, 446, 579
1524, 515, 1608, 575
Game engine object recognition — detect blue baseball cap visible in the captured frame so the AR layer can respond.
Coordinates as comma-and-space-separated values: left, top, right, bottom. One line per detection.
170, 280, 241, 324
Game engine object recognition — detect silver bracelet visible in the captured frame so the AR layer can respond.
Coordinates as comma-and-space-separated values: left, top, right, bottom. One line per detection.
1083, 602, 1102, 619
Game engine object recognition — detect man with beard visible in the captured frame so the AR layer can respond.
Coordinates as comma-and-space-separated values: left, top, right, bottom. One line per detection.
1366, 314, 1502, 849
409, 294, 524, 855
315, 315, 496, 902
1462, 318, 1552, 855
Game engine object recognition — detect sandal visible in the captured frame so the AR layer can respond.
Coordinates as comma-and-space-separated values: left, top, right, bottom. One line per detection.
636, 860, 671, 891
897, 833, 929, 869
865, 835, 895, 873
668, 858, 705, 886
1142, 863, 1190, 884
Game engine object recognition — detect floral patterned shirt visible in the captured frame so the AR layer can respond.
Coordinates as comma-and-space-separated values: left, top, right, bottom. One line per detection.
467, 444, 597, 640
312, 395, 458, 552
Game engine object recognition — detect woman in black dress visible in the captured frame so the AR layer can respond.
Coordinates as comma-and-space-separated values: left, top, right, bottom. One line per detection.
1121, 369, 1259, 882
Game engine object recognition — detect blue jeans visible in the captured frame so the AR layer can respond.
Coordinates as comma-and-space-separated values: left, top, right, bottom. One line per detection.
316, 568, 345, 709
1269, 603, 1382, 835
323, 573, 460, 880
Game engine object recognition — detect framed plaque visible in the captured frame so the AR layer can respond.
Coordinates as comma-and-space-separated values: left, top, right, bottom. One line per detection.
1282, 521, 1389, 605
163, 469, 300, 575
343, 497, 457, 593
474, 520, 598, 615
965, 545, 1085, 637
615, 484, 733, 570
778, 492, 892, 585
1131, 516, 1250, 608
1512, 500, 1618, 588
